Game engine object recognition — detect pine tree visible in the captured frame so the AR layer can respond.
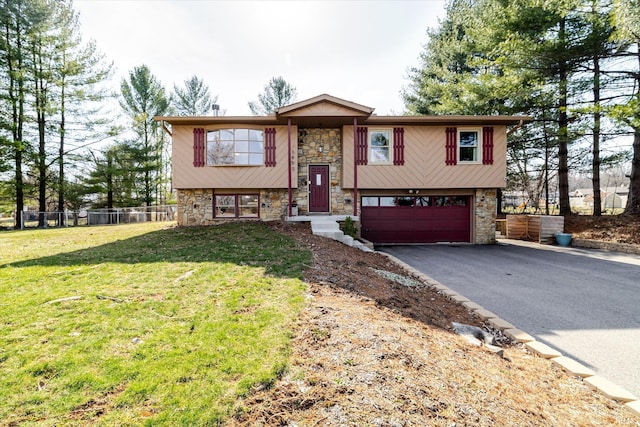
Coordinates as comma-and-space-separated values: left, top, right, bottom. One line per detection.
120, 65, 170, 208
173, 75, 217, 116
248, 76, 297, 115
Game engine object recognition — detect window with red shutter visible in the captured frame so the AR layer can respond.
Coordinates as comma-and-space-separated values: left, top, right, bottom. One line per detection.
356, 127, 368, 165
193, 128, 205, 167
393, 128, 405, 165
483, 127, 494, 165
446, 127, 457, 165
264, 128, 276, 167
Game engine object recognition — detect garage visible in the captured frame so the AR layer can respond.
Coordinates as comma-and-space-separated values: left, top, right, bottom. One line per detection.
360, 196, 471, 244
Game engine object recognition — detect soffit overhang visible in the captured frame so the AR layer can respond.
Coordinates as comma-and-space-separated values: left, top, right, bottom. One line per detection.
154, 114, 530, 127
155, 93, 531, 128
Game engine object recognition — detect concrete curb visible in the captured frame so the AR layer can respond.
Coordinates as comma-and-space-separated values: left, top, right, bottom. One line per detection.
378, 250, 640, 419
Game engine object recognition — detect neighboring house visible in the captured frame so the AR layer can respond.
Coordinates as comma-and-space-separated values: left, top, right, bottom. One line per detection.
570, 186, 629, 210
156, 94, 528, 244
570, 189, 594, 208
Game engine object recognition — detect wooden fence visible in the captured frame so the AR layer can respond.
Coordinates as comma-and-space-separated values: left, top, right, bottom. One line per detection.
506, 214, 564, 244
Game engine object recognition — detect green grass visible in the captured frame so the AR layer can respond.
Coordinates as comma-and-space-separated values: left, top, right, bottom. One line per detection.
0, 222, 311, 426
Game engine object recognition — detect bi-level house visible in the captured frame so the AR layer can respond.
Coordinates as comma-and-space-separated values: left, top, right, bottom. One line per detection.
156, 94, 528, 244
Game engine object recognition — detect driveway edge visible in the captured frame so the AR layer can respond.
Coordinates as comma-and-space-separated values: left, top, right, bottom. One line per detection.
378, 251, 640, 419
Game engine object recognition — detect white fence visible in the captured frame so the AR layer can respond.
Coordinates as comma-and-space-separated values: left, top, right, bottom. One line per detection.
18, 206, 176, 229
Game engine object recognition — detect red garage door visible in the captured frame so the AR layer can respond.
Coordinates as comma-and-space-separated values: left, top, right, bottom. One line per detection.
361, 196, 471, 244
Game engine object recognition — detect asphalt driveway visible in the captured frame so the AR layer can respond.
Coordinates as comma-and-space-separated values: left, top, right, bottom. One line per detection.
380, 240, 640, 398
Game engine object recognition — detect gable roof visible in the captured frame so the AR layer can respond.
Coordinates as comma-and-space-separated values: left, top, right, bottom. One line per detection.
155, 94, 531, 128
276, 94, 374, 117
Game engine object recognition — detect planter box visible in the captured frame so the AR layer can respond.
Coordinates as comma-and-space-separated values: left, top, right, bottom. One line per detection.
506, 215, 564, 244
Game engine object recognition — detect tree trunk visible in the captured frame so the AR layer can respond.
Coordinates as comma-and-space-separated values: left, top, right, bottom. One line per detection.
107, 154, 114, 210
624, 44, 640, 217
5, 5, 26, 229
35, 47, 47, 228
557, 18, 572, 216
625, 129, 640, 216
58, 76, 66, 213
592, 54, 602, 216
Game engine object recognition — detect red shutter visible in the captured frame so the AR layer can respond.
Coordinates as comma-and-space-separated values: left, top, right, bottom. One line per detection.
446, 127, 457, 165
193, 128, 205, 167
264, 128, 276, 167
393, 127, 405, 165
356, 126, 368, 165
483, 127, 494, 165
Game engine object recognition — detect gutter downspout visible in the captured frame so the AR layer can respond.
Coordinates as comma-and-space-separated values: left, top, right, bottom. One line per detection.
507, 119, 524, 136
287, 118, 292, 217
353, 117, 358, 217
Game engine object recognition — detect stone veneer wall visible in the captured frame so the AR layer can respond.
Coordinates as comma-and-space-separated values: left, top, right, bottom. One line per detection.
176, 189, 213, 226
176, 188, 289, 226
296, 128, 354, 215
474, 188, 498, 244
259, 189, 290, 220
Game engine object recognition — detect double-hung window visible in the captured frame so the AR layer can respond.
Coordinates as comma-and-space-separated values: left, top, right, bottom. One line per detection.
207, 129, 264, 165
458, 129, 481, 163
369, 129, 392, 164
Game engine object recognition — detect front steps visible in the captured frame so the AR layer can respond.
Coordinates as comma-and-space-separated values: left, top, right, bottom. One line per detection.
287, 215, 373, 252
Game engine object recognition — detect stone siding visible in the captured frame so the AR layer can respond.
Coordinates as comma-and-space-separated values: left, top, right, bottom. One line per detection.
176, 189, 289, 225
259, 189, 290, 220
296, 128, 354, 215
176, 189, 214, 226
474, 189, 498, 244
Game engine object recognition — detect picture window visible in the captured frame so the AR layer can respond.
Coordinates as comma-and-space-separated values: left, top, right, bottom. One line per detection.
207, 129, 264, 165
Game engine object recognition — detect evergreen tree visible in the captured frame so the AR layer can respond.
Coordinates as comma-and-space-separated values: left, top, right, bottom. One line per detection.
120, 65, 170, 208
173, 75, 217, 116
248, 76, 297, 115
611, 0, 640, 215
84, 144, 139, 209
1, 0, 113, 227
51, 1, 113, 213
0, 0, 37, 228
404, 0, 627, 216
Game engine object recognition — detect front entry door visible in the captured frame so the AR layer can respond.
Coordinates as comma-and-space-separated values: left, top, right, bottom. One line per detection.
308, 165, 330, 213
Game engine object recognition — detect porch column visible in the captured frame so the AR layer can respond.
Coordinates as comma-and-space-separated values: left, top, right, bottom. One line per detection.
287, 118, 292, 217
353, 117, 358, 217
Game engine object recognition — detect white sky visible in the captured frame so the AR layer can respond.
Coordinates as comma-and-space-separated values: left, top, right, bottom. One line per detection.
73, 0, 446, 116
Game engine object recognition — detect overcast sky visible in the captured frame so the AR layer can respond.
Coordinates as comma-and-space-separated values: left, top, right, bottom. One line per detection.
74, 0, 446, 116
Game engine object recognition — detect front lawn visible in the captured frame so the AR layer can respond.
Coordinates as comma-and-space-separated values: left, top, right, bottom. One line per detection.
0, 222, 310, 426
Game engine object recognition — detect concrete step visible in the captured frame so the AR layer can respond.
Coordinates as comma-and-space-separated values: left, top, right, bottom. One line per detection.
308, 218, 373, 253
311, 222, 341, 232
314, 230, 344, 240
353, 241, 374, 252
340, 235, 354, 246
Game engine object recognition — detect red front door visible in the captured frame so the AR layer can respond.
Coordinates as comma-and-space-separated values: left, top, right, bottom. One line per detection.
308, 165, 329, 213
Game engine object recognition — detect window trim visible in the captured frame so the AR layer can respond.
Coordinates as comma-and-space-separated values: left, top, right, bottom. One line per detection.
214, 193, 260, 218
206, 128, 265, 166
457, 127, 482, 164
368, 128, 393, 165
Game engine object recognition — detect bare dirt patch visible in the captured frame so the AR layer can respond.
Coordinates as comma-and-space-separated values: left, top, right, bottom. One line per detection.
230, 222, 639, 426
565, 214, 640, 245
